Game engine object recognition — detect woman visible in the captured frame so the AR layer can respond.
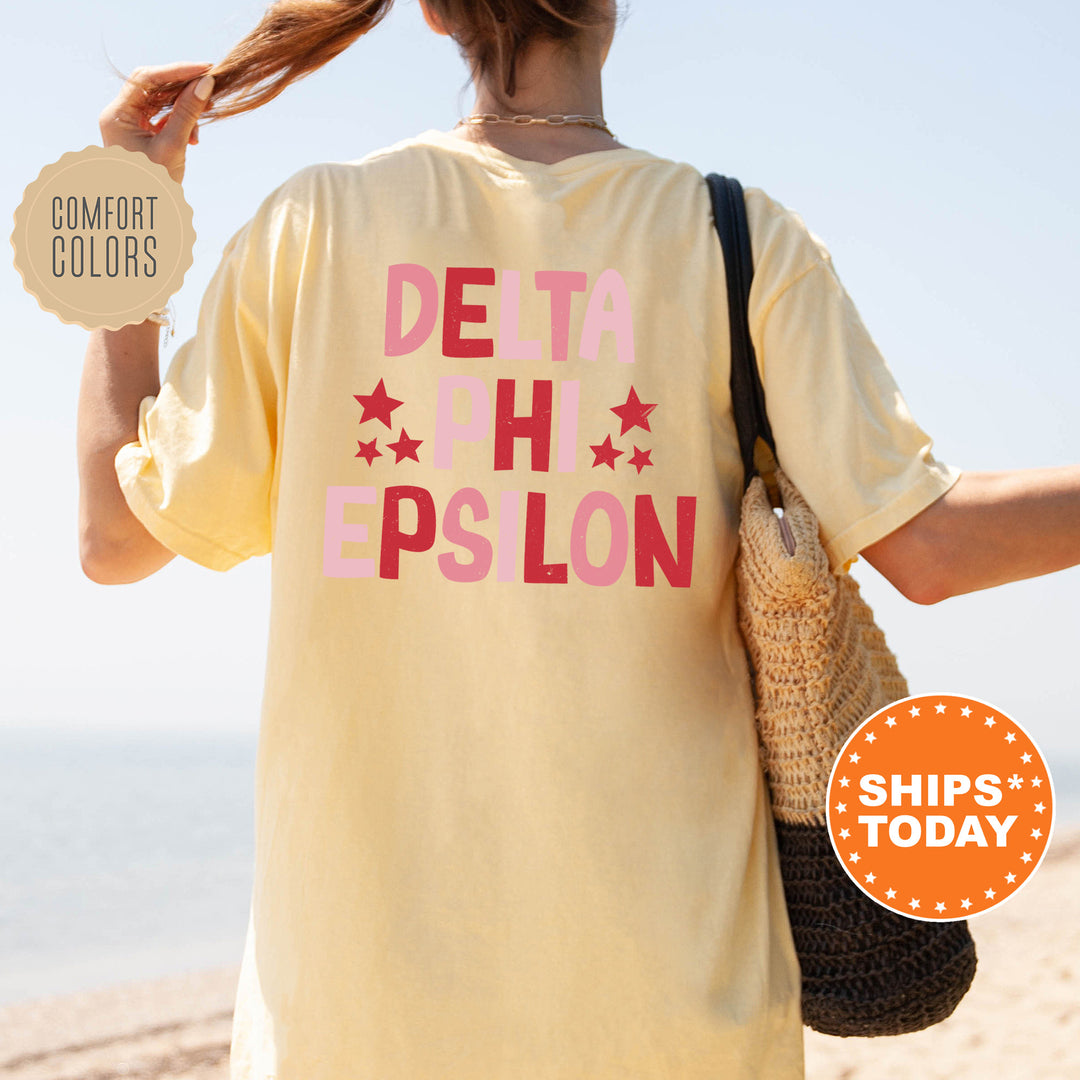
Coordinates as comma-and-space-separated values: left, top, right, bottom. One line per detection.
79, 2, 1080, 1078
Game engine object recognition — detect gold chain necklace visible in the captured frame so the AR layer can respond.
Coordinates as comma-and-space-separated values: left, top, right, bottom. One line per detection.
457, 112, 616, 139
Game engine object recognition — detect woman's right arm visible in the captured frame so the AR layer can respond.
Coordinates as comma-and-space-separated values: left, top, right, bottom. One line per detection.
78, 62, 215, 584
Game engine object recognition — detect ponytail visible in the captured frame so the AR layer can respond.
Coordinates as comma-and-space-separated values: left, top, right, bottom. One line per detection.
138, 1, 394, 122
135, 0, 614, 123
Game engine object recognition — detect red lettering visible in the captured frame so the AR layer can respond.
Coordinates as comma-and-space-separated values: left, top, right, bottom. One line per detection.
634, 495, 696, 587
493, 379, 553, 471
443, 266, 494, 357
523, 492, 568, 583
380, 486, 437, 578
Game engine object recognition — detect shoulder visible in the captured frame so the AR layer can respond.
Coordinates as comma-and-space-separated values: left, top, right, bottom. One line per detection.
714, 182, 852, 335
246, 135, 443, 224
248, 162, 336, 225
742, 185, 834, 293
694, 171, 838, 303
283, 132, 448, 191
228, 156, 376, 259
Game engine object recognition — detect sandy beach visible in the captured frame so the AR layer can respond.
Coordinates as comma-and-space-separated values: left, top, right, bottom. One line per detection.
2, 828, 1078, 1080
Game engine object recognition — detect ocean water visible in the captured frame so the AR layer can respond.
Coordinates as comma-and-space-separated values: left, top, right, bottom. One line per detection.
1, 725, 1078, 1009
0, 726, 257, 1007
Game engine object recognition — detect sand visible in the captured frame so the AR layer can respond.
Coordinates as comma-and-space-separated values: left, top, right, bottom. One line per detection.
0, 966, 236, 1080
2, 829, 1078, 1080
803, 826, 1080, 1080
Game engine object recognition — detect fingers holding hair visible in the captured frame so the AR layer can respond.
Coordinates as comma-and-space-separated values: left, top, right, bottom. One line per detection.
99, 61, 217, 183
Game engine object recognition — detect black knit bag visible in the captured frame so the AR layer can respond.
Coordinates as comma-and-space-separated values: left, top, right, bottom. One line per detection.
707, 172, 978, 1037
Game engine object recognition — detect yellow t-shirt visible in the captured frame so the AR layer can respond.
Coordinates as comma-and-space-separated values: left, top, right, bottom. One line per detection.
115, 128, 960, 1080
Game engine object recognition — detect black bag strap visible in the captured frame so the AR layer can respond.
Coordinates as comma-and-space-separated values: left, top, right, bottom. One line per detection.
705, 173, 778, 490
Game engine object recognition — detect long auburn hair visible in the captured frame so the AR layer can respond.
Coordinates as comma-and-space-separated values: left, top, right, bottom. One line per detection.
137, 0, 616, 123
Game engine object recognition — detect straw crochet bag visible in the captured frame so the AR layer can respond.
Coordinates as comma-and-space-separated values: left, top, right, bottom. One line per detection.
706, 173, 977, 1037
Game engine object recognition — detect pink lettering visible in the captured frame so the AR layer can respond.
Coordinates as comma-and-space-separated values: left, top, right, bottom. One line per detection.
438, 487, 492, 582
497, 490, 520, 582
570, 491, 628, 586
384, 263, 438, 356
535, 270, 587, 363
498, 269, 542, 360
433, 375, 491, 469
323, 486, 376, 578
557, 380, 580, 473
579, 268, 635, 364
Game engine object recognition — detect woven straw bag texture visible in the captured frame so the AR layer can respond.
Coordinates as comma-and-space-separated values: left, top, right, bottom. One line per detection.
735, 467, 978, 1036
736, 469, 909, 825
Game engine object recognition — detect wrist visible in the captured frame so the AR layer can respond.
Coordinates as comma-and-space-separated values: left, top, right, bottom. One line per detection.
144, 301, 175, 337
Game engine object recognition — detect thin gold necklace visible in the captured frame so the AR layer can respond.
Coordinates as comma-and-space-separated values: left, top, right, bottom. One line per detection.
457, 112, 616, 140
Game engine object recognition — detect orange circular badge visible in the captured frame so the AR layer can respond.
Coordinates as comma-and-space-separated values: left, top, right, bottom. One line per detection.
827, 693, 1055, 921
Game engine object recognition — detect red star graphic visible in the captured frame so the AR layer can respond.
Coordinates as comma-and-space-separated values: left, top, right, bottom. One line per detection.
386, 428, 423, 464
610, 386, 658, 436
353, 378, 404, 429
355, 438, 381, 465
590, 434, 624, 470
628, 446, 653, 474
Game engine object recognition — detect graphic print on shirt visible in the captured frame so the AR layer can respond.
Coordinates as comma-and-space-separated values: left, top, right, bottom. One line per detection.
322, 264, 698, 587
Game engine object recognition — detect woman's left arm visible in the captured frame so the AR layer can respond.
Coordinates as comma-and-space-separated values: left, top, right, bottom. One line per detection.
861, 466, 1080, 604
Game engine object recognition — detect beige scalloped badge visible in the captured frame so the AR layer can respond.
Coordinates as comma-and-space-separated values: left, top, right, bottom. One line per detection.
11, 145, 195, 330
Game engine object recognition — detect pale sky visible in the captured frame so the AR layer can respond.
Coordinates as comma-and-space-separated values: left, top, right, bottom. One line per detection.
3, 1, 1078, 772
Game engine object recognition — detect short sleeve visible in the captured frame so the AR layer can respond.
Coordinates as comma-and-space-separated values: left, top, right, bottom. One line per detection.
746, 193, 961, 572
114, 174, 309, 571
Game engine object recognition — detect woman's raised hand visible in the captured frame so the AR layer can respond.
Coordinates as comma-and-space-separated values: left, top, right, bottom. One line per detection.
98, 61, 216, 184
